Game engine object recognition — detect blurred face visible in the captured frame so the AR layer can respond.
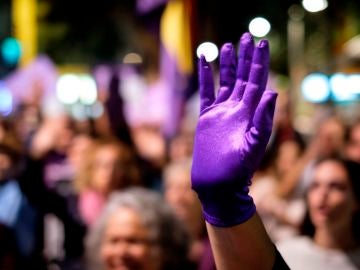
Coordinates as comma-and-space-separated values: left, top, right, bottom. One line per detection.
307, 160, 358, 230
100, 207, 161, 270
92, 145, 124, 195
68, 135, 93, 171
53, 117, 74, 152
275, 140, 301, 177
169, 135, 193, 162
317, 119, 344, 157
346, 124, 360, 163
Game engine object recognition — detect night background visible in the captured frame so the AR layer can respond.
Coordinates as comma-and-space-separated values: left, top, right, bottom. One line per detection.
2, 2, 360, 270
2, 0, 360, 75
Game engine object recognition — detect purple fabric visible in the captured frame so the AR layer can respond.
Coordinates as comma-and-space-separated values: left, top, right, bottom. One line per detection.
191, 33, 277, 227
160, 44, 187, 138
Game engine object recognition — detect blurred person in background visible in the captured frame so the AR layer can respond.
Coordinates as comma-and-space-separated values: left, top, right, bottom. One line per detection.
0, 142, 43, 269
30, 114, 75, 189
11, 102, 43, 150
259, 90, 304, 173
277, 157, 360, 269
277, 115, 347, 199
345, 119, 360, 163
26, 114, 93, 269
86, 187, 191, 270
167, 130, 194, 162
75, 138, 142, 227
250, 138, 306, 243
163, 159, 216, 270
43, 131, 96, 270
131, 125, 166, 190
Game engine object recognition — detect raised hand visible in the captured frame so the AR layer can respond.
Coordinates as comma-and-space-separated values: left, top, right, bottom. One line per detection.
191, 32, 277, 227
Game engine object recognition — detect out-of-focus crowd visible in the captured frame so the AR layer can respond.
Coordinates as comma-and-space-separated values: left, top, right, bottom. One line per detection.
1, 65, 360, 270
0, 68, 213, 270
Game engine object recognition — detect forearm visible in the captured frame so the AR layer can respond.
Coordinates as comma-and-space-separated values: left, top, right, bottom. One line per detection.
277, 149, 314, 198
206, 213, 275, 270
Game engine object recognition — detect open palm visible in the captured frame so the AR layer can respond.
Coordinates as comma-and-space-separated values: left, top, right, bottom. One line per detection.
192, 33, 277, 191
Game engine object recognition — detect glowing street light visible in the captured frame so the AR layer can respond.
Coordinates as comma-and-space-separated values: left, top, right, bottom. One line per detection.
301, 73, 330, 103
78, 75, 97, 105
302, 0, 328, 13
248, 17, 271, 38
329, 73, 356, 102
123, 53, 143, 64
56, 74, 98, 105
56, 74, 80, 105
196, 42, 219, 62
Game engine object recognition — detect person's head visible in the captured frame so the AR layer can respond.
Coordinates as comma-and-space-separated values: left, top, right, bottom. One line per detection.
345, 120, 360, 163
163, 159, 204, 238
50, 114, 75, 153
86, 187, 189, 270
275, 139, 303, 178
75, 138, 141, 195
273, 90, 292, 130
302, 157, 360, 241
67, 133, 95, 172
168, 132, 194, 162
315, 116, 346, 158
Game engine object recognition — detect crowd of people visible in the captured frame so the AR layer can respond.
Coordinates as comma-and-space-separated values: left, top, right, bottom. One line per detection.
1, 30, 360, 270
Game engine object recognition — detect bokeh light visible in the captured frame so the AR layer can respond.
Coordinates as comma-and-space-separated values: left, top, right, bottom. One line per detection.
123, 53, 143, 64
56, 74, 80, 105
78, 75, 98, 105
248, 17, 271, 38
56, 74, 98, 105
302, 0, 328, 13
329, 73, 356, 102
347, 74, 360, 94
301, 73, 330, 103
196, 42, 219, 62
1, 37, 22, 66
0, 83, 13, 115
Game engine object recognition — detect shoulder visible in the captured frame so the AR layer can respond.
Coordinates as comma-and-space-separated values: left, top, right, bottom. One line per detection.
277, 237, 360, 270
277, 236, 313, 254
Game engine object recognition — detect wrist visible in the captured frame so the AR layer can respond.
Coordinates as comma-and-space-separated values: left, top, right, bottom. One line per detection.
192, 165, 256, 227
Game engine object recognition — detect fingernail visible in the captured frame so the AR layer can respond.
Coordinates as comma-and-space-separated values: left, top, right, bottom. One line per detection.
264, 90, 278, 100
200, 55, 209, 65
221, 43, 234, 53
258, 39, 269, 48
241, 32, 253, 42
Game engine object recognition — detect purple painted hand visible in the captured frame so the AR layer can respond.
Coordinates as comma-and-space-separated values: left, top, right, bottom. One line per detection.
191, 33, 277, 227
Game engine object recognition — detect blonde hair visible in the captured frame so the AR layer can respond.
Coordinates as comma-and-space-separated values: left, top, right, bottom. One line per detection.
74, 137, 141, 192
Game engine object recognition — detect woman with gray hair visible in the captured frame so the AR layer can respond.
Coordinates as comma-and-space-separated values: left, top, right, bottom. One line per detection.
86, 187, 191, 270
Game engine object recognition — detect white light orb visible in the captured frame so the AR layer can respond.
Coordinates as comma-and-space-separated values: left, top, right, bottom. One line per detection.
302, 0, 328, 13
56, 74, 80, 105
196, 42, 219, 62
347, 74, 360, 94
301, 73, 330, 103
329, 73, 356, 102
248, 17, 271, 38
78, 75, 98, 105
